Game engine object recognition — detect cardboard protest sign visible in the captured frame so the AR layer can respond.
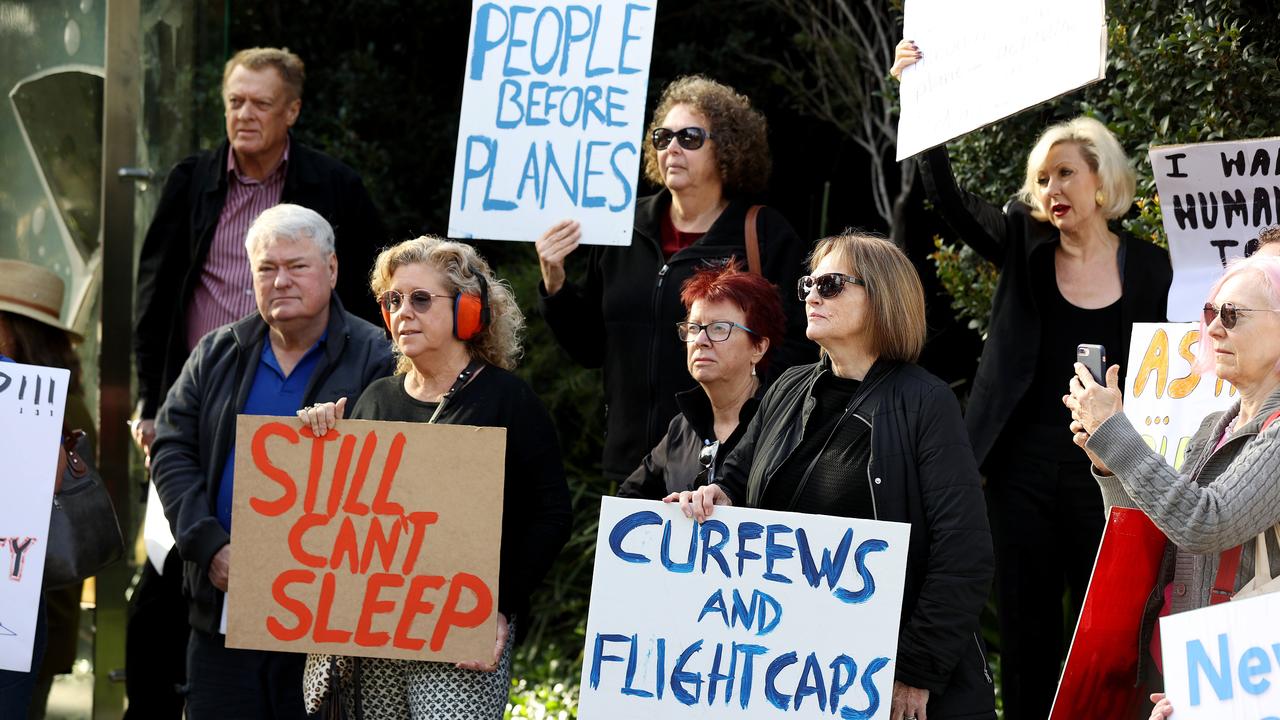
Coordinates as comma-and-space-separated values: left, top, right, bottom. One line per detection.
0, 362, 70, 672
227, 416, 506, 663
579, 497, 911, 719
1150, 137, 1280, 320
1051, 508, 1168, 720
897, 0, 1106, 160
1123, 323, 1235, 471
1159, 591, 1280, 719
448, 0, 658, 245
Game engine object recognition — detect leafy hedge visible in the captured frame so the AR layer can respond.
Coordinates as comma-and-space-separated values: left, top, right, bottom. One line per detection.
931, 0, 1280, 334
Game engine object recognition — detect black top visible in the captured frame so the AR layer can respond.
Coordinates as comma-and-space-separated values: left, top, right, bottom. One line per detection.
1008, 249, 1125, 458
349, 368, 573, 621
920, 146, 1172, 468
760, 374, 873, 517
539, 189, 816, 482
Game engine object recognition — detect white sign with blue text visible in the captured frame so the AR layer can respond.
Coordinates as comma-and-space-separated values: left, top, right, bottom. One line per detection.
449, 0, 657, 245
0, 361, 70, 672
1159, 591, 1280, 720
579, 498, 911, 719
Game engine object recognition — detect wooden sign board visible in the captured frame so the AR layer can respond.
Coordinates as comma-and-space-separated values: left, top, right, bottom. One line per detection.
227, 416, 506, 663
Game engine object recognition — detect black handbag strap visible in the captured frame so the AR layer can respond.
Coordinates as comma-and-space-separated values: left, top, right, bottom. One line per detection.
784, 365, 894, 512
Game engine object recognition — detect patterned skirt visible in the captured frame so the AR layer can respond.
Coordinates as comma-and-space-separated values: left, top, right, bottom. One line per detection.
302, 618, 514, 720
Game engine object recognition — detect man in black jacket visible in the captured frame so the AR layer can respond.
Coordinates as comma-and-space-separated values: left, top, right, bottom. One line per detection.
150, 205, 393, 719
126, 48, 386, 718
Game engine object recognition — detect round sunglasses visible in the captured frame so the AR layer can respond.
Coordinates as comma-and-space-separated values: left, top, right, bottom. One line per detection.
675, 320, 756, 343
651, 126, 715, 151
1203, 301, 1280, 329
378, 289, 451, 314
796, 272, 866, 301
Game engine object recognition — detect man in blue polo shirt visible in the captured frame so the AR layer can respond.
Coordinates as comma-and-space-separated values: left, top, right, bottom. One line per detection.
150, 204, 393, 719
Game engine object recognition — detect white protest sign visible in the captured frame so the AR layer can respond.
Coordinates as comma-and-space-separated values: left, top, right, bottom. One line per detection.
0, 361, 70, 672
1149, 138, 1280, 321
1123, 323, 1235, 471
897, 0, 1106, 161
579, 497, 910, 719
1159, 591, 1280, 719
448, 0, 657, 245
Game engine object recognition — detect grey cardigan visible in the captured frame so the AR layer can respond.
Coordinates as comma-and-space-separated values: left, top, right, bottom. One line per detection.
1087, 384, 1280, 614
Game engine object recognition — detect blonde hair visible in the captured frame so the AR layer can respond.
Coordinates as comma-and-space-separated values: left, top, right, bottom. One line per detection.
1019, 116, 1135, 222
223, 47, 306, 99
809, 233, 926, 363
369, 236, 524, 373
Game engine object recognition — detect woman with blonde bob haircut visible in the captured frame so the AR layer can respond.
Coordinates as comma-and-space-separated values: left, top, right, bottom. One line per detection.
672, 233, 997, 720
296, 236, 572, 719
892, 41, 1173, 719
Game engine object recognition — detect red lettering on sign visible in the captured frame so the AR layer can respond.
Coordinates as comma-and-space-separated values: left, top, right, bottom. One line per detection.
355, 573, 405, 647
287, 513, 328, 568
249, 422, 300, 516
430, 572, 494, 652
313, 572, 352, 643
393, 574, 446, 651
266, 569, 314, 641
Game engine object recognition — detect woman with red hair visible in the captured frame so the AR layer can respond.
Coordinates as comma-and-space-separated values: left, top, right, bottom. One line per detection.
618, 265, 785, 498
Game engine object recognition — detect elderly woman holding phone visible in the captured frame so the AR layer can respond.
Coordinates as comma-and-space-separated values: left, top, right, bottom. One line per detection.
297, 237, 572, 719
891, 41, 1172, 720
671, 234, 996, 720
1066, 255, 1280, 719
537, 75, 812, 490
618, 265, 785, 498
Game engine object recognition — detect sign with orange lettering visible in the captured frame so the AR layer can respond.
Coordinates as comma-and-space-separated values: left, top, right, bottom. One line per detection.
226, 416, 506, 662
1124, 322, 1235, 471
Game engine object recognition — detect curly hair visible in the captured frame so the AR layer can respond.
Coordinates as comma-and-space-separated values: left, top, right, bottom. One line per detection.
369, 236, 525, 373
642, 75, 771, 197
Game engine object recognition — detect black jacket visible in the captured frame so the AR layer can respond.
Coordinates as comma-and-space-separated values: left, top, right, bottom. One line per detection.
539, 190, 814, 482
921, 146, 1171, 467
717, 358, 996, 718
134, 138, 388, 418
150, 296, 395, 634
617, 385, 762, 499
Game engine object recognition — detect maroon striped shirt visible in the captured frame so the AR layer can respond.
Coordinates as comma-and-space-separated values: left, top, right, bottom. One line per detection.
185, 141, 290, 350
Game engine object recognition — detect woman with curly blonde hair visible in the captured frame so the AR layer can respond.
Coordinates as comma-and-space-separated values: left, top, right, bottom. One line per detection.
297, 236, 572, 719
536, 75, 813, 488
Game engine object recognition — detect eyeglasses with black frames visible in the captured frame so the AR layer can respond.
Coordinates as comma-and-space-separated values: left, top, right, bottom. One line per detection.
651, 126, 715, 151
796, 272, 866, 301
675, 320, 757, 343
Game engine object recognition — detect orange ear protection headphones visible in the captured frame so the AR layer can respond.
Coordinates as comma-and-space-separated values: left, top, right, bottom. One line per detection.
379, 268, 491, 342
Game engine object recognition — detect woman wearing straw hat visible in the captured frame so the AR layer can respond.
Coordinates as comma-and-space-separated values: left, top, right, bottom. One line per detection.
0, 259, 94, 717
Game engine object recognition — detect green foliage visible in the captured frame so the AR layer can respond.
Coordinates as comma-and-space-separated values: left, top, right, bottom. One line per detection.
507, 678, 578, 719
931, 0, 1280, 331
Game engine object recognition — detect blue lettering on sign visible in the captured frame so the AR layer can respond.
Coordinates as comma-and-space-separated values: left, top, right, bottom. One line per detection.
736, 643, 768, 710
794, 652, 828, 711
764, 651, 798, 709
671, 639, 705, 706
707, 642, 735, 704
842, 656, 890, 720
737, 521, 763, 576
469, 3, 509, 80
699, 519, 731, 576
618, 4, 650, 74
834, 538, 888, 604
607, 510, 661, 564
796, 527, 852, 590
589, 633, 629, 690
764, 524, 795, 584
661, 513, 697, 573
608, 143, 636, 212
501, 6, 534, 77
1185, 634, 1280, 705
581, 141, 610, 208
530, 7, 564, 75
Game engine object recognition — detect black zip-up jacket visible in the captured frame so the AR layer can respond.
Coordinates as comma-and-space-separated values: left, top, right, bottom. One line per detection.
539, 189, 814, 482
617, 385, 763, 498
134, 137, 388, 419
921, 146, 1171, 467
150, 296, 394, 634
716, 358, 997, 718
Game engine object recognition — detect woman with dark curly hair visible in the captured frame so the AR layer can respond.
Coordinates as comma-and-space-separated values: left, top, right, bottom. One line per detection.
536, 75, 813, 487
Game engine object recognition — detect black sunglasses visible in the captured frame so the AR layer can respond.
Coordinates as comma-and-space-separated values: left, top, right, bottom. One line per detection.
797, 273, 866, 301
378, 289, 451, 314
1203, 301, 1280, 329
651, 126, 714, 151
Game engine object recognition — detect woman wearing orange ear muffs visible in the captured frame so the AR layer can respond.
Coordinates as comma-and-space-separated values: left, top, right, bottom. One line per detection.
295, 236, 572, 719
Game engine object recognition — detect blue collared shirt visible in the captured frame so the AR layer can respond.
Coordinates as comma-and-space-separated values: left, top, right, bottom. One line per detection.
215, 332, 326, 531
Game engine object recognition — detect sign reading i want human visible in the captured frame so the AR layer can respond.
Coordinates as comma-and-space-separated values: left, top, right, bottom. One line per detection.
448, 0, 658, 245
1150, 137, 1280, 321
1159, 591, 1280, 719
0, 361, 70, 672
579, 497, 911, 719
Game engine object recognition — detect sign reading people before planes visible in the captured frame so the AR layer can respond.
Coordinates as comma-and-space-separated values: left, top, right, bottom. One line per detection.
1149, 137, 1280, 321
226, 416, 506, 663
896, 0, 1106, 161
579, 497, 910, 719
1159, 591, 1280, 719
448, 0, 658, 245
1123, 323, 1234, 472
0, 361, 70, 672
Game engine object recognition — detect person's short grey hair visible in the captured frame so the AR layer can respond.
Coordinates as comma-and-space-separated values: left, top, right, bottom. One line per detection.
244, 204, 335, 258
